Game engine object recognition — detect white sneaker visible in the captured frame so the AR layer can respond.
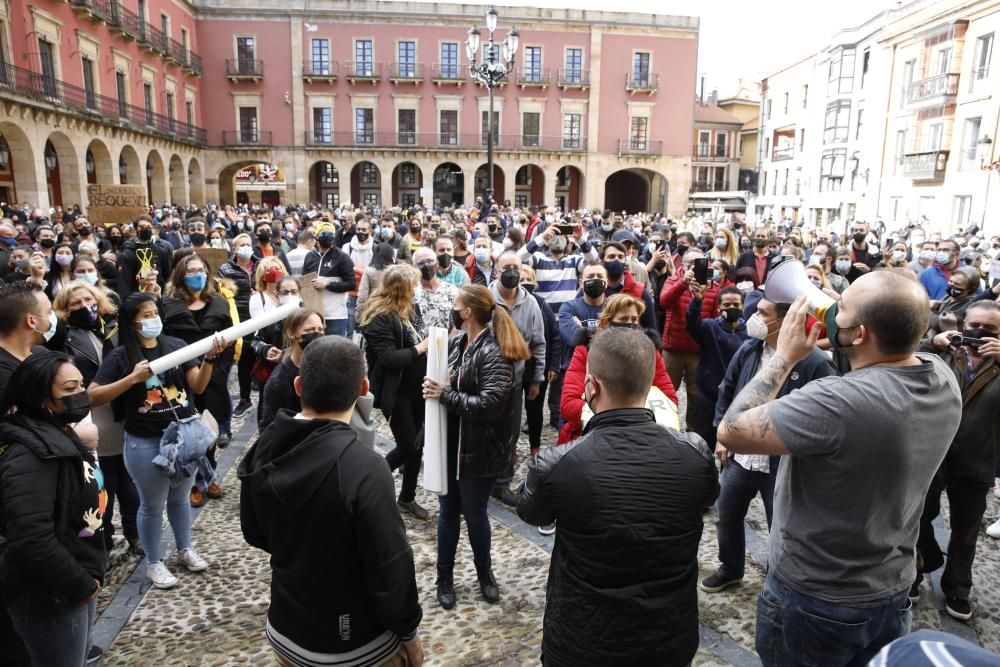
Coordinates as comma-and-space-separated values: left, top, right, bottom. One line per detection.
176, 547, 209, 572
146, 561, 178, 589
987, 518, 1000, 539
538, 522, 556, 536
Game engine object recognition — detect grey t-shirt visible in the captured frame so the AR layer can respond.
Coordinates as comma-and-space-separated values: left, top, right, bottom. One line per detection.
767, 353, 961, 604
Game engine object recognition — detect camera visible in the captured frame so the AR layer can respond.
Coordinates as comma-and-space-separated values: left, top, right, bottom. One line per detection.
950, 334, 986, 349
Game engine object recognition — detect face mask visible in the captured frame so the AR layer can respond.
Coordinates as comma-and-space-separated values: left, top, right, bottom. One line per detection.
715, 238, 728, 249
264, 269, 284, 284
39, 238, 56, 249
852, 233, 867, 244
676, 244, 689, 257
835, 260, 852, 273
298, 331, 324, 349
828, 316, 861, 351
746, 314, 772, 341
712, 269, 722, 283
210, 238, 223, 249
189, 233, 206, 246
946, 286, 964, 299
77, 226, 92, 237
722, 307, 742, 323
601, 222, 614, 232
500, 268, 520, 289
608, 321, 638, 330
603, 260, 625, 281
753, 238, 768, 249
237, 222, 246, 230
137, 228, 153, 242
550, 237, 568, 253
110, 235, 123, 247
381, 228, 394, 240
522, 283, 535, 294
918, 250, 935, 262
318, 235, 335, 250
437, 253, 452, 269
67, 303, 100, 330
54, 391, 91, 426
502, 238, 514, 249
0, 237, 15, 247
13, 259, 28, 273
356, 233, 369, 243
583, 278, 606, 299
411, 226, 421, 235
891, 250, 906, 262
935, 251, 952, 265
451, 308, 465, 330
278, 295, 300, 307
139, 316, 163, 340
736, 280, 754, 294
184, 274, 208, 291
419, 265, 435, 281
257, 231, 272, 244
54, 254, 73, 267
236, 246, 253, 260
74, 271, 98, 286
474, 248, 490, 264
740, 240, 752, 251
284, 223, 296, 232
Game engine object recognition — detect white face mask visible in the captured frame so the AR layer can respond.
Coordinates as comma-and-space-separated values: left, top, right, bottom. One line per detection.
736, 281, 754, 294
278, 295, 299, 307
746, 313, 771, 340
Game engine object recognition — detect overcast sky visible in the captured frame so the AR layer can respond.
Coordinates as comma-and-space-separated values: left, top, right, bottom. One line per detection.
415, 0, 895, 96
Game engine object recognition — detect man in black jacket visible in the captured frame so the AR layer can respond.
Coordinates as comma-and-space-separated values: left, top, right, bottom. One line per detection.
239, 336, 423, 667
251, 219, 292, 273
302, 224, 356, 336
116, 216, 174, 296
516, 328, 719, 667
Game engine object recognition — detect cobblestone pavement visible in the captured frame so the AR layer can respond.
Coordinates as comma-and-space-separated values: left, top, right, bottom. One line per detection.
96, 390, 1000, 665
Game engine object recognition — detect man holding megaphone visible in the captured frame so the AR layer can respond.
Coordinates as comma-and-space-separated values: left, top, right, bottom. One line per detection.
717, 268, 962, 666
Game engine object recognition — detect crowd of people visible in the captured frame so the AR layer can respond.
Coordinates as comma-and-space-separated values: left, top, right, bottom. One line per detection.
0, 197, 998, 666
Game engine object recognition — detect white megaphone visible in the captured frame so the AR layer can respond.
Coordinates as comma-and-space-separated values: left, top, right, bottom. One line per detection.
763, 259, 839, 331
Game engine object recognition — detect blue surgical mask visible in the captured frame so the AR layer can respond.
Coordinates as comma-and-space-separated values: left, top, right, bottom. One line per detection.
36, 311, 58, 342
139, 316, 163, 340
0, 237, 15, 247
935, 251, 952, 265
712, 269, 721, 282
75, 272, 98, 286
184, 274, 207, 291
474, 248, 490, 264
835, 260, 851, 273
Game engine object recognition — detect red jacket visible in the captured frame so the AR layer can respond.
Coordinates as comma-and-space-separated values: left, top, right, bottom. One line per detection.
659, 276, 732, 353
557, 340, 678, 444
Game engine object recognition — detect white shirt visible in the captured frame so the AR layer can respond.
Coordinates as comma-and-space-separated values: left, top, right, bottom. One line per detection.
733, 344, 774, 474
249, 291, 279, 320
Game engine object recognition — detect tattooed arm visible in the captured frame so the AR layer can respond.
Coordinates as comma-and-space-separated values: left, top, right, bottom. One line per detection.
716, 354, 793, 455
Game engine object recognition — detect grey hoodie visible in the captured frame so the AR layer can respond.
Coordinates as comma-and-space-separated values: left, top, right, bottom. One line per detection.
489, 281, 546, 386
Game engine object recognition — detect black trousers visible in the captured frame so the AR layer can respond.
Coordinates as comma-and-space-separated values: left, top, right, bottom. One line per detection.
0, 592, 29, 666
523, 378, 548, 451
101, 453, 139, 552
386, 394, 425, 504
690, 394, 719, 452
237, 345, 255, 401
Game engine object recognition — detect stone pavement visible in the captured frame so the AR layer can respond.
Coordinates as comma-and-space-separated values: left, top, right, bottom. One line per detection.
92, 397, 1000, 665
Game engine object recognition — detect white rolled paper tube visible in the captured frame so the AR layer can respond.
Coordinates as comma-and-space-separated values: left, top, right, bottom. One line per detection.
422, 327, 450, 495
148, 301, 299, 375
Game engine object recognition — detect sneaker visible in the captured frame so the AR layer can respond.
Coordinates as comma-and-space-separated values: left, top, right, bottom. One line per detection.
126, 536, 145, 557
994, 478, 1000, 500
216, 431, 231, 450
945, 597, 973, 621
233, 399, 253, 417
146, 561, 178, 589
206, 483, 223, 500
908, 580, 921, 603
86, 645, 103, 664
189, 487, 206, 508
986, 518, 1000, 539
491, 486, 517, 508
538, 522, 556, 536
700, 572, 743, 593
176, 547, 209, 572
398, 500, 431, 521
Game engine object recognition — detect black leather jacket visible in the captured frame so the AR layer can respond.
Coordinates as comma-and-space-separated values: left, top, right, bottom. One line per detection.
218, 259, 254, 320
440, 327, 514, 479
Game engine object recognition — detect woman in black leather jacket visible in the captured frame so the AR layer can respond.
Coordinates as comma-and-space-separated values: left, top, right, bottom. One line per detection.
217, 234, 256, 415
422, 284, 529, 610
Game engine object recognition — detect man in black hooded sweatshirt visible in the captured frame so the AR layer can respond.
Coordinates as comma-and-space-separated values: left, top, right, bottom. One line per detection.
239, 336, 424, 667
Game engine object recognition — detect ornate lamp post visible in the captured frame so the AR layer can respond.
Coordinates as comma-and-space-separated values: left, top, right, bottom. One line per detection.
979, 134, 999, 229
466, 6, 518, 203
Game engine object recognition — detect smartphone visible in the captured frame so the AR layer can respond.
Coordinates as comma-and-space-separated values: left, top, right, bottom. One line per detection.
556, 224, 575, 235
693, 257, 710, 285
655, 239, 667, 250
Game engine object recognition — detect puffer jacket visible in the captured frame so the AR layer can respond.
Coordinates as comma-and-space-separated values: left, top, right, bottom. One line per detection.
517, 408, 719, 667
659, 275, 729, 352
440, 327, 515, 479
217, 259, 255, 321
0, 413, 106, 602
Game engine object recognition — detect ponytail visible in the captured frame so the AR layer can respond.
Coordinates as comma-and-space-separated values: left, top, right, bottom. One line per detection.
492, 305, 530, 362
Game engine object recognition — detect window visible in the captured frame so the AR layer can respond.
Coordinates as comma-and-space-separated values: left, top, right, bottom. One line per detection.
515, 168, 531, 185
974, 33, 993, 80
116, 71, 127, 119
482, 44, 500, 64
782, 168, 788, 195
632, 52, 650, 86
363, 192, 379, 206
861, 49, 870, 89
325, 192, 339, 208
481, 110, 499, 146
925, 123, 943, 152
165, 91, 175, 132
827, 47, 855, 96
563, 113, 581, 149
523, 46, 542, 81
355, 108, 374, 144
82, 57, 96, 110
765, 98, 772, 119
186, 100, 194, 129
953, 196, 972, 229
38, 38, 56, 97
715, 132, 727, 158
698, 130, 710, 156
239, 107, 258, 142
855, 107, 864, 141
522, 112, 540, 147
961, 117, 982, 169
401, 193, 416, 208
143, 82, 154, 125
820, 148, 847, 192
799, 128, 806, 151
715, 166, 726, 190
322, 163, 339, 185
695, 166, 708, 190
783, 92, 789, 114
311, 39, 330, 75
137, 0, 146, 21
515, 195, 528, 207
398, 41, 415, 78
439, 109, 458, 145
760, 171, 767, 196
901, 60, 915, 108
802, 84, 808, 108
764, 136, 770, 158
236, 37, 256, 74
312, 107, 332, 143
440, 43, 458, 78
823, 101, 851, 143
565, 47, 583, 83
355, 39, 373, 76
894, 129, 907, 176
400, 163, 417, 185
629, 117, 648, 151
181, 28, 189, 61
935, 47, 952, 75
160, 13, 169, 39
398, 108, 416, 144
361, 162, 378, 185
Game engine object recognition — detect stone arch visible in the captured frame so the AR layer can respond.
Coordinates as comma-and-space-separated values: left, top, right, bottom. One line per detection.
308, 160, 341, 208
145, 150, 168, 206
118, 145, 142, 187
168, 154, 187, 205
217, 160, 264, 206
45, 131, 84, 210
474, 163, 505, 203
604, 168, 669, 214
514, 164, 545, 207
188, 157, 205, 206
0, 122, 42, 207
350, 161, 381, 207
432, 162, 464, 208
390, 161, 423, 207
556, 165, 584, 211
84, 138, 114, 187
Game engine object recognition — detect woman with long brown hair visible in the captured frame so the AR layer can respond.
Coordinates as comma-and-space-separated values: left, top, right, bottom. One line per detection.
422, 284, 529, 610
358, 265, 431, 521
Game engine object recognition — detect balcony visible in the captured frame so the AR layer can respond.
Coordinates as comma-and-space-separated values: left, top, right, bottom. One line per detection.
693, 144, 730, 160
907, 72, 960, 108
303, 131, 586, 152
107, 1, 143, 41
901, 150, 949, 181
626, 72, 659, 94
0, 62, 206, 144
431, 64, 465, 85
140, 23, 170, 58
345, 61, 381, 84
517, 68, 551, 89
221, 130, 272, 147
618, 138, 663, 156
389, 62, 424, 85
302, 61, 338, 82
558, 69, 590, 89
226, 59, 263, 82
771, 146, 795, 161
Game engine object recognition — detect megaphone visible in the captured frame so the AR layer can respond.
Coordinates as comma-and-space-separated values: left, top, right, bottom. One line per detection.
763, 259, 839, 332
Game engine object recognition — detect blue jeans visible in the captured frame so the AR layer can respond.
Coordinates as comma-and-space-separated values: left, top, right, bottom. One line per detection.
6, 589, 95, 667
756, 572, 912, 667
437, 476, 496, 567
346, 295, 358, 336
123, 432, 194, 564
325, 319, 349, 337
717, 459, 776, 579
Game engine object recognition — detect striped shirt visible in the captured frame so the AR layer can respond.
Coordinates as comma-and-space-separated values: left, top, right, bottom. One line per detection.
267, 621, 401, 667
516, 239, 598, 306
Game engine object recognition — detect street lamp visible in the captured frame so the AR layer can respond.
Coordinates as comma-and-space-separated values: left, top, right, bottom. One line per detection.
978, 134, 999, 228
466, 5, 518, 203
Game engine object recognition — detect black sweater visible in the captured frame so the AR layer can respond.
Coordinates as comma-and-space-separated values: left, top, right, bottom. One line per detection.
238, 411, 421, 653
259, 359, 301, 429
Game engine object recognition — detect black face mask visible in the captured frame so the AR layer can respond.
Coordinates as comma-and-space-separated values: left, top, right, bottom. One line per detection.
356, 233, 369, 243
437, 252, 452, 268
522, 283, 536, 294
78, 226, 92, 237
604, 260, 625, 281
676, 244, 689, 257
110, 235, 123, 247
451, 308, 465, 330
137, 228, 153, 242
947, 286, 965, 299
189, 233, 206, 246
722, 308, 742, 323
68, 304, 100, 330
13, 259, 28, 273
654, 260, 667, 272
608, 321, 639, 330
39, 238, 56, 249
583, 278, 606, 299
419, 265, 435, 281
298, 332, 324, 349
500, 268, 520, 289
257, 231, 272, 244
753, 238, 768, 249
317, 235, 334, 249
852, 233, 867, 244
54, 391, 91, 426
